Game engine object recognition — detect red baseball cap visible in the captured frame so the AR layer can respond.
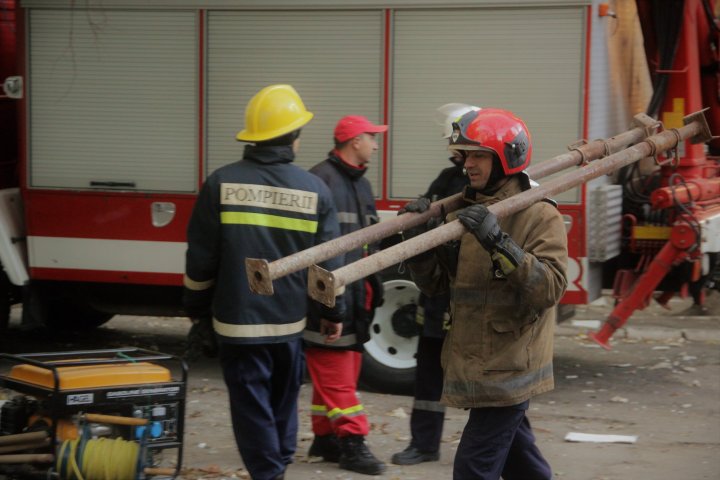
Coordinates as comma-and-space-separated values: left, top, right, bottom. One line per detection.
334, 115, 388, 143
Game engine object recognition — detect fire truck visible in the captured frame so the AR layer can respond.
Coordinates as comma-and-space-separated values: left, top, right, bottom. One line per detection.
1, 0, 718, 393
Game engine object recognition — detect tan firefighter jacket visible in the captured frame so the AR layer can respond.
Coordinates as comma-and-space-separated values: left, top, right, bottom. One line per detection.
408, 175, 568, 408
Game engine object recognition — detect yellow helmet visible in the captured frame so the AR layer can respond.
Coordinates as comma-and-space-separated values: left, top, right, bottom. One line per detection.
236, 84, 314, 142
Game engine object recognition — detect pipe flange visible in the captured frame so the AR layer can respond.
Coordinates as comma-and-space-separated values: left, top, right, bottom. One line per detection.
567, 139, 589, 166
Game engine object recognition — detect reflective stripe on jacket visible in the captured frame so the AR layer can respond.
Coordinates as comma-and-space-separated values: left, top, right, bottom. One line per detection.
184, 144, 345, 345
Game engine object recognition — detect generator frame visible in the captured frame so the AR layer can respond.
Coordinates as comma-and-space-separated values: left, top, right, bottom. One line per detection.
0, 347, 187, 478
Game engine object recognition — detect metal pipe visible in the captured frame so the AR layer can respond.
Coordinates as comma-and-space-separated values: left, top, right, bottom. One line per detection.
145, 467, 178, 476
0, 453, 54, 464
246, 113, 659, 295
245, 192, 466, 295
0, 438, 50, 454
83, 413, 148, 426
0, 431, 48, 447
308, 112, 710, 307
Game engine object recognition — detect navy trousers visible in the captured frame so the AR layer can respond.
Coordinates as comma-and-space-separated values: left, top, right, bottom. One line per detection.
220, 339, 304, 480
454, 401, 552, 480
409, 335, 445, 452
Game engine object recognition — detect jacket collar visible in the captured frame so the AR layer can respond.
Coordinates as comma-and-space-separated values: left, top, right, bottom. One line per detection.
463, 175, 523, 204
243, 144, 295, 164
328, 151, 367, 180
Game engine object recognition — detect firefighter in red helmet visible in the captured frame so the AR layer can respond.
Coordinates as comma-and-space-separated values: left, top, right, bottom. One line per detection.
451, 107, 532, 187
401, 108, 568, 480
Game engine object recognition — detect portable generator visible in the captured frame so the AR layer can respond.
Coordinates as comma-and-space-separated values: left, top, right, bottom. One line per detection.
0, 348, 187, 479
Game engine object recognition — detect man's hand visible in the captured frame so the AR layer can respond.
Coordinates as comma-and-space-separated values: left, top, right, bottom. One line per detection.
398, 196, 431, 215
457, 204, 525, 276
320, 319, 343, 344
184, 317, 218, 363
457, 204, 502, 251
399, 197, 432, 241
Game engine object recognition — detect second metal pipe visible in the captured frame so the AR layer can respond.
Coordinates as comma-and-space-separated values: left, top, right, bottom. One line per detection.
308, 115, 706, 307
246, 115, 657, 295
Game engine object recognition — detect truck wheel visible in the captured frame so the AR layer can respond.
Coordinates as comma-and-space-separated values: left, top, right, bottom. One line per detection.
42, 301, 114, 331
23, 283, 113, 331
361, 279, 420, 395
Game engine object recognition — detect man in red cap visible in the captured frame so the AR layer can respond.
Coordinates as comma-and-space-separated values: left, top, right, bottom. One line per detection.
303, 115, 388, 475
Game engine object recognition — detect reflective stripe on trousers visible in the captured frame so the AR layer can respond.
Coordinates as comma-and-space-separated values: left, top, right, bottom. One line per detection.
306, 347, 368, 437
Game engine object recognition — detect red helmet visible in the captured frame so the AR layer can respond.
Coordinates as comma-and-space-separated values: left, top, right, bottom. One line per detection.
448, 108, 532, 175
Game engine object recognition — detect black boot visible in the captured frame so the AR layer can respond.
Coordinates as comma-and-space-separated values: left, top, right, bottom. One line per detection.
308, 434, 341, 462
391, 445, 440, 465
338, 435, 386, 475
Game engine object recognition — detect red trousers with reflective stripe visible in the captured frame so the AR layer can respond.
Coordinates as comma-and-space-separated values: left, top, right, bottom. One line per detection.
305, 347, 368, 437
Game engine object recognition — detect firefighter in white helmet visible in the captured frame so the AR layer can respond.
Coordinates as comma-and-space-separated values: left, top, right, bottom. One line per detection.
392, 103, 478, 466
400, 108, 568, 479
184, 84, 346, 480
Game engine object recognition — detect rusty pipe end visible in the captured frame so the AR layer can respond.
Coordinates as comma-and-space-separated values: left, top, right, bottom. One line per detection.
246, 258, 274, 295
308, 265, 337, 308
683, 109, 713, 145
631, 112, 660, 131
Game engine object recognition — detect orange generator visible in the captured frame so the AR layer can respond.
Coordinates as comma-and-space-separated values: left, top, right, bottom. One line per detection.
0, 348, 187, 479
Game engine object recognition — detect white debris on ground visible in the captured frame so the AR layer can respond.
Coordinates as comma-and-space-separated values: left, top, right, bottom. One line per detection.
387, 407, 408, 418
564, 432, 638, 444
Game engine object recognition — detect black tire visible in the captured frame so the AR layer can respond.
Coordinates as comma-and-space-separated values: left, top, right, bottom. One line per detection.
24, 282, 113, 331
361, 349, 416, 396
42, 300, 114, 331
360, 278, 420, 396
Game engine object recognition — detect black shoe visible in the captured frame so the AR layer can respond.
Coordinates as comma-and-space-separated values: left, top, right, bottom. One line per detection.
308, 434, 341, 462
338, 435, 386, 475
391, 445, 440, 465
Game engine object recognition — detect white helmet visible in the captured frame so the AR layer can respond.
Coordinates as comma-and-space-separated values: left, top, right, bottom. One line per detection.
435, 103, 481, 138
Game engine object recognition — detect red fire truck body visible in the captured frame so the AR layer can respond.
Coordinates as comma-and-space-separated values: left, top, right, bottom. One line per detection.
1, 0, 717, 391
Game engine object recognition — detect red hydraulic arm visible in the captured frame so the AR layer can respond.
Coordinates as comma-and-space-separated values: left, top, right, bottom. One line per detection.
589, 222, 697, 349
591, 0, 720, 348
650, 177, 720, 209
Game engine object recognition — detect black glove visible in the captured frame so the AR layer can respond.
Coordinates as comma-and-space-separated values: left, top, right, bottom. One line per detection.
398, 196, 432, 215
457, 204, 502, 250
182, 286, 214, 319
457, 204, 525, 276
366, 273, 385, 309
398, 197, 432, 241
184, 316, 218, 363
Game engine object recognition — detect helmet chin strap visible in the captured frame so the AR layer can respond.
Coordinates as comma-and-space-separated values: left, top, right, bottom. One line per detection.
449, 155, 464, 168
481, 154, 505, 192
463, 154, 508, 195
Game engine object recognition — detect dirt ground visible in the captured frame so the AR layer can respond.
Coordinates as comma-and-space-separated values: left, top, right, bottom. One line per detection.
1, 293, 719, 480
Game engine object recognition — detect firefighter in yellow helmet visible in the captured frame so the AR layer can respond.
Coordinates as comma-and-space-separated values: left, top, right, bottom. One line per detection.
184, 84, 346, 480
235, 84, 315, 143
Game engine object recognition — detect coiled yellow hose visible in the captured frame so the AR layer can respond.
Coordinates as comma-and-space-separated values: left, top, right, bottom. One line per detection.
57, 437, 139, 480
